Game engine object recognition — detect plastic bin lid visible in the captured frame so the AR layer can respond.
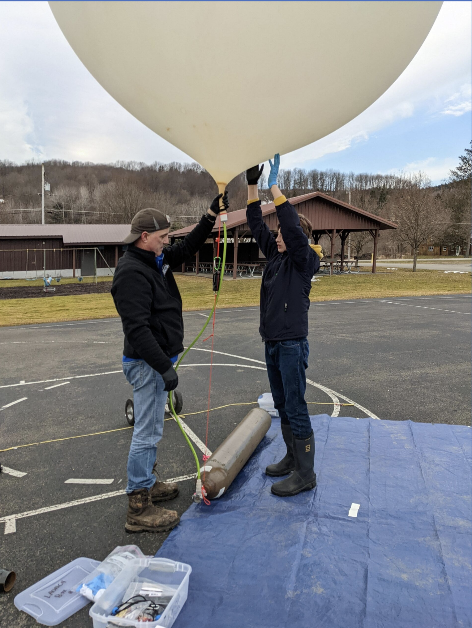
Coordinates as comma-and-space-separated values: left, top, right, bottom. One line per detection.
14, 557, 100, 626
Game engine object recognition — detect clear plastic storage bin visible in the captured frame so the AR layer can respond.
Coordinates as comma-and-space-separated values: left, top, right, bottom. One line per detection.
89, 557, 191, 628
14, 557, 100, 626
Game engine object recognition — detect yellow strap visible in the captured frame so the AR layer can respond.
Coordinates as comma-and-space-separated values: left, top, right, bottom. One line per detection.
0, 426, 132, 452
274, 195, 287, 206
0, 401, 354, 452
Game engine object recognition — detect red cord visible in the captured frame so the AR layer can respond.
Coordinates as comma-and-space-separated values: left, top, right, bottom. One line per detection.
202, 489, 211, 506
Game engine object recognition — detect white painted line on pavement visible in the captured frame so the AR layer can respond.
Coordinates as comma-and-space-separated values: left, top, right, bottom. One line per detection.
348, 503, 360, 518
332, 391, 380, 421
1, 473, 197, 535
1, 490, 126, 535
0, 340, 113, 346
4, 518, 16, 534
188, 349, 375, 419
306, 378, 341, 418
65, 478, 114, 485
176, 416, 212, 457
1, 466, 27, 478
44, 382, 70, 390
1, 397, 27, 410
190, 347, 267, 365
380, 301, 469, 315
0, 370, 121, 390
7, 319, 120, 331
167, 473, 197, 483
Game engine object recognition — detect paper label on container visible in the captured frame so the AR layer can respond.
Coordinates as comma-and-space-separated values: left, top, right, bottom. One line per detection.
216, 488, 225, 498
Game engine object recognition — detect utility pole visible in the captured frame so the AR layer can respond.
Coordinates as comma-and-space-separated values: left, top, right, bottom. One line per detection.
348, 189, 351, 259
41, 164, 45, 225
42, 164, 47, 278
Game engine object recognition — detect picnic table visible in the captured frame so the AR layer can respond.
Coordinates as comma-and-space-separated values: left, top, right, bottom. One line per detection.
185, 262, 264, 277
320, 258, 339, 275
320, 258, 359, 275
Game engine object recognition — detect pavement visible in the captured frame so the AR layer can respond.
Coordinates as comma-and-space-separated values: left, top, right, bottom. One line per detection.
0, 294, 470, 626
358, 258, 472, 271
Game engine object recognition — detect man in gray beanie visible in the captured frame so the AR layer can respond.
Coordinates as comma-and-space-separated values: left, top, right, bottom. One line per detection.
112, 192, 228, 533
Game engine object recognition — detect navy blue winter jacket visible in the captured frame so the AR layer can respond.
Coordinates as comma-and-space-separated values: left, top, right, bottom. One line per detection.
247, 197, 320, 341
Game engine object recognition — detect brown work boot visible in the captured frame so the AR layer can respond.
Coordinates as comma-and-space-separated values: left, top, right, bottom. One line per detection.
125, 489, 180, 533
151, 462, 179, 502
150, 479, 179, 502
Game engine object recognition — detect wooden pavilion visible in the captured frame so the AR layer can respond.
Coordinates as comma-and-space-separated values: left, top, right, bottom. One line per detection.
170, 191, 397, 277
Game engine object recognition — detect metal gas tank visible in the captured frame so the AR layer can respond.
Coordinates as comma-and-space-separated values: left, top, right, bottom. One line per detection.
201, 407, 271, 499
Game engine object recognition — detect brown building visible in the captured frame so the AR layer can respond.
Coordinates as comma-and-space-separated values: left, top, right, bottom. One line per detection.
0, 192, 398, 279
170, 191, 397, 276
418, 239, 471, 257
0, 225, 129, 279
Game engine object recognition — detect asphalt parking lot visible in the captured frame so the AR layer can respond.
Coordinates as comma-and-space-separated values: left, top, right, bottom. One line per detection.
0, 294, 470, 626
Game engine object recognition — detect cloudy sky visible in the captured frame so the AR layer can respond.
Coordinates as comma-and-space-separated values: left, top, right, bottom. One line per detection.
0, 1, 470, 184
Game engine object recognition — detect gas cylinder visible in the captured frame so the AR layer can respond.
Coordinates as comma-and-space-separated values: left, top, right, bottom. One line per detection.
201, 407, 271, 499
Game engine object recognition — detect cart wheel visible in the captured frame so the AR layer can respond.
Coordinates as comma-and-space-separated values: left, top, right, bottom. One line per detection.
172, 389, 183, 415
165, 389, 183, 416
125, 398, 135, 426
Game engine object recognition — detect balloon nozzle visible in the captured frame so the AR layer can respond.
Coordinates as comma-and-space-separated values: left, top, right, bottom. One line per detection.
193, 478, 203, 503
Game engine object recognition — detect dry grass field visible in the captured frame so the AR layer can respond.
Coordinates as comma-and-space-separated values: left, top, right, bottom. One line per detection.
0, 270, 470, 326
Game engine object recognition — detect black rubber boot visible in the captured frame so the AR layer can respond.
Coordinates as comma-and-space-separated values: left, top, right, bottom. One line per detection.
271, 432, 316, 497
265, 423, 295, 477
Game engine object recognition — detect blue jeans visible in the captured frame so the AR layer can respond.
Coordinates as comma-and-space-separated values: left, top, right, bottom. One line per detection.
265, 338, 312, 440
123, 360, 168, 493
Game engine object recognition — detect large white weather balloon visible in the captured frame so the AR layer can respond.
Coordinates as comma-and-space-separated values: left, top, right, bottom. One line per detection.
49, 1, 441, 188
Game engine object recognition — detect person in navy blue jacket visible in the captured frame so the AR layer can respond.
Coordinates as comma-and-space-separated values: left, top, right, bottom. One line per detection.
246, 155, 322, 497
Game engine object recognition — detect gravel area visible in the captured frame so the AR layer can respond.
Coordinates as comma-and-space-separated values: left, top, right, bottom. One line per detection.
0, 282, 112, 299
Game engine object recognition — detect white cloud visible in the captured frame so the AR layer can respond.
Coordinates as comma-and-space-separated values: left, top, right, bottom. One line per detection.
441, 84, 472, 117
283, 101, 416, 168
0, 1, 470, 168
285, 1, 471, 167
0, 1, 193, 164
0, 95, 38, 162
387, 157, 458, 184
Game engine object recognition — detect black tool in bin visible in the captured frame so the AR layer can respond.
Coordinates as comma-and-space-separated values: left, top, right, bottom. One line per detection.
125, 389, 183, 426
0, 569, 16, 593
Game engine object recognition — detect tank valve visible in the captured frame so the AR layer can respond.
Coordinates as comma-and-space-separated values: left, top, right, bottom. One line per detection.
192, 478, 203, 503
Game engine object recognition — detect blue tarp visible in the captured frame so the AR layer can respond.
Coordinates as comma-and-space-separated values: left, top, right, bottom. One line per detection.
156, 416, 471, 628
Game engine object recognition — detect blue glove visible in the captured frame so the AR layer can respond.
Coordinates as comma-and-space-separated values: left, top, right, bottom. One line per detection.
268, 154, 280, 188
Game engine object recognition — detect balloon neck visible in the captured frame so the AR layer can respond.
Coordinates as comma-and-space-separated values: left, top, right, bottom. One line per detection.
216, 182, 228, 220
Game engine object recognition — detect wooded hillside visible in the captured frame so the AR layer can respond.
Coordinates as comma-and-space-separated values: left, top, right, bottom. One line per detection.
1, 144, 470, 260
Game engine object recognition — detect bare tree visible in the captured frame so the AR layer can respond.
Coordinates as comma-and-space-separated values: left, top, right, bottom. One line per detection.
279, 169, 293, 196
350, 231, 370, 258
392, 172, 443, 271
97, 179, 146, 223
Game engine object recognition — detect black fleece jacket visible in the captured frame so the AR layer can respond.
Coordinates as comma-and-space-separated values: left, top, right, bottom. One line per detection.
111, 214, 215, 374
247, 197, 320, 341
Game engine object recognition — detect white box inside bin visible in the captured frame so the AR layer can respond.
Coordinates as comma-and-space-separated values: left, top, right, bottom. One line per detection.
89, 557, 191, 628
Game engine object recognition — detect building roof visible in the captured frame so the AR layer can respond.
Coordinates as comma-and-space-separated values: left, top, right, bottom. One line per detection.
0, 224, 131, 245
169, 191, 397, 237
